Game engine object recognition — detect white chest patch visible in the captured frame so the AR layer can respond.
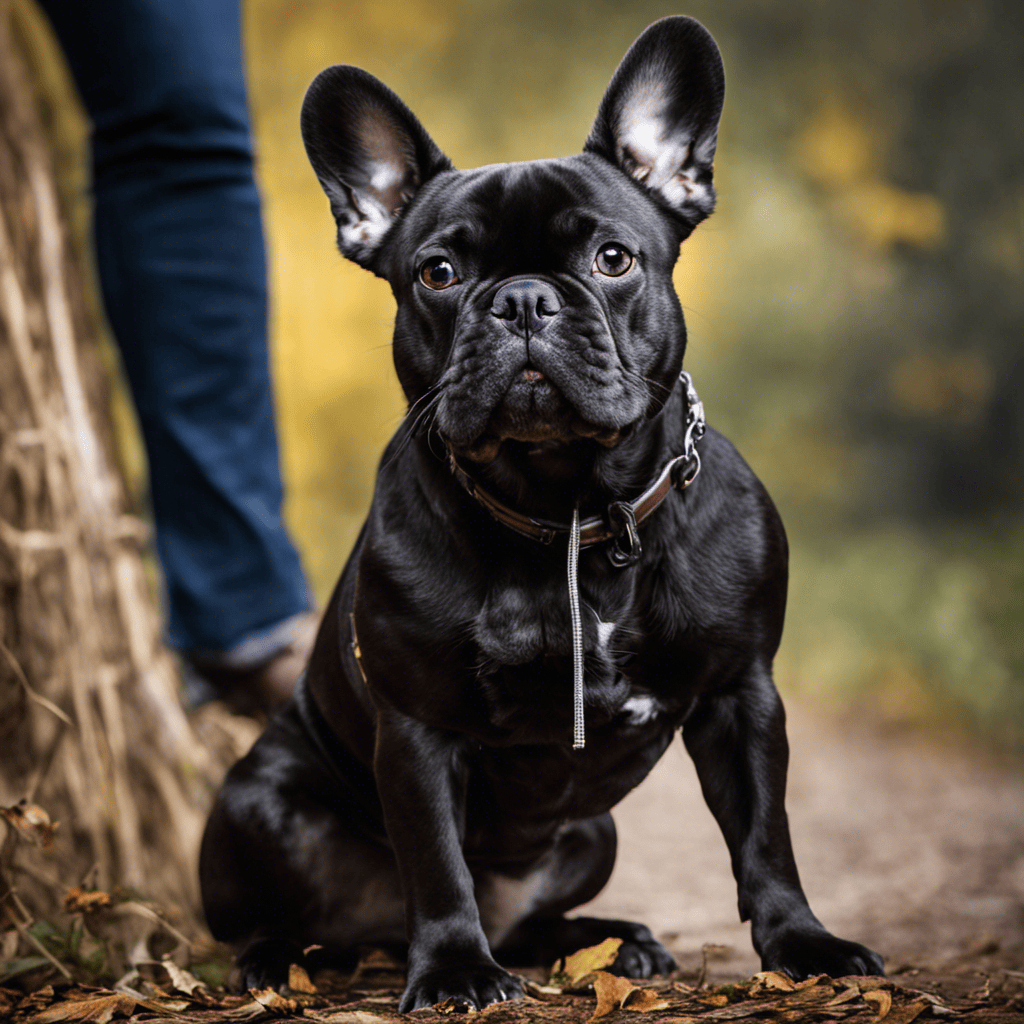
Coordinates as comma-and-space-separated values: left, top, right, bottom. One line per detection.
621, 693, 661, 726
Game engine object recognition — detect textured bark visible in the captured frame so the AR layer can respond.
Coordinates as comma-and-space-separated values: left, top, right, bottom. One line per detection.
0, 5, 248, 933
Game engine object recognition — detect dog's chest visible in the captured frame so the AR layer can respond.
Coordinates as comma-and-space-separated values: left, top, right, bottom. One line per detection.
472, 569, 631, 665
470, 577, 666, 742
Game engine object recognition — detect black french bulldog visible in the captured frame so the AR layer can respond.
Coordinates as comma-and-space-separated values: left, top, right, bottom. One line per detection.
199, 16, 884, 1011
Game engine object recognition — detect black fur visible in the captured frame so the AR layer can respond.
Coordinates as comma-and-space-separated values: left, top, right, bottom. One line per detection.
200, 17, 884, 1011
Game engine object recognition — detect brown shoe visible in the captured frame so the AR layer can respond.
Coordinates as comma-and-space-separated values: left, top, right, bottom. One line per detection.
184, 611, 320, 717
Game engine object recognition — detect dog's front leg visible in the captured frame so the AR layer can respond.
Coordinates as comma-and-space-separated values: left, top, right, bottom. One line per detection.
682, 662, 884, 979
375, 709, 524, 1012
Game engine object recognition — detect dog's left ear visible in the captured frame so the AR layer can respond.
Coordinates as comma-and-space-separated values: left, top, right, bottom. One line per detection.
585, 17, 725, 231
301, 66, 452, 272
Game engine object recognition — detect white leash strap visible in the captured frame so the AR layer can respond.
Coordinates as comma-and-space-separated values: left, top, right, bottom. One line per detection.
568, 504, 585, 750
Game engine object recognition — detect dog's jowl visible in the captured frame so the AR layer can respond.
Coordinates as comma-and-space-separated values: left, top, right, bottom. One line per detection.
199, 16, 884, 1011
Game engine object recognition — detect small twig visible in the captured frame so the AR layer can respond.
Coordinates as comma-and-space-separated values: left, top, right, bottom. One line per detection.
0, 858, 72, 981
114, 901, 193, 951
6, 907, 73, 981
695, 945, 710, 990
25, 726, 67, 803
0, 635, 75, 730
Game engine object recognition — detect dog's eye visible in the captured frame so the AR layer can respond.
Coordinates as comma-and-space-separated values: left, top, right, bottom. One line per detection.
593, 244, 634, 278
419, 257, 459, 290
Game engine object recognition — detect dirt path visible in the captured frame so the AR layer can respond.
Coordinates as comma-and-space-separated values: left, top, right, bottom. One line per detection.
5, 699, 1023, 1022
587, 701, 1024, 982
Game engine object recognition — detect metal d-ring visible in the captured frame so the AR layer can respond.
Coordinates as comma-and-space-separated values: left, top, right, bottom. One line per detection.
671, 450, 701, 489
607, 500, 642, 567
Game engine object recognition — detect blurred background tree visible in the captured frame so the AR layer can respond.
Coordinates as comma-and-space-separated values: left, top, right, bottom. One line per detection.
19, 0, 1024, 748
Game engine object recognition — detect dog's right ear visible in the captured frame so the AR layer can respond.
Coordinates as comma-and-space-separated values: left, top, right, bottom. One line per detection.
301, 66, 452, 272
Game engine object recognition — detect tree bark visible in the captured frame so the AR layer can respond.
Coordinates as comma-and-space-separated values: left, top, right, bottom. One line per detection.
0, 3, 248, 937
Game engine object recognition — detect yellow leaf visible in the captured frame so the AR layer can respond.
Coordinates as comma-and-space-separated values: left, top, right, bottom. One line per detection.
795, 974, 830, 990
288, 963, 317, 993
826, 984, 862, 1006
864, 989, 893, 1019
884, 1000, 930, 1024
63, 888, 112, 915
698, 993, 729, 1007
753, 970, 796, 992
553, 937, 623, 985
249, 988, 300, 1015
590, 971, 636, 1021
2, 800, 58, 848
622, 988, 671, 1012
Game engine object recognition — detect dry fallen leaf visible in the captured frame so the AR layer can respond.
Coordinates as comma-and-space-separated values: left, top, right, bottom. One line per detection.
885, 1000, 930, 1024
838, 975, 891, 991
523, 981, 571, 1003
699, 992, 730, 1007
250, 987, 301, 1015
863, 989, 893, 1019
622, 988, 671, 1012
590, 971, 638, 1020
158, 957, 204, 995
553, 938, 623, 987
826, 984, 863, 1007
902, 989, 956, 1015
752, 971, 796, 993
2, 800, 58, 847
317, 1013, 396, 1024
288, 963, 317, 993
28, 993, 136, 1023
19, 985, 56, 1013
795, 974, 830, 990
63, 888, 113, 915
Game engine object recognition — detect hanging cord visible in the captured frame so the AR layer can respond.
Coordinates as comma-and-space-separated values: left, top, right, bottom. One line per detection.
568, 503, 585, 750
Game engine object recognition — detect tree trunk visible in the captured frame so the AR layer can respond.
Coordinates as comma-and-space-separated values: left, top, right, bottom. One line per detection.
0, 3, 248, 942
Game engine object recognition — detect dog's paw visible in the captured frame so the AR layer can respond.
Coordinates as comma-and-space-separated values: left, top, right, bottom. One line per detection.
234, 936, 304, 992
761, 927, 884, 980
609, 927, 678, 979
399, 963, 524, 1012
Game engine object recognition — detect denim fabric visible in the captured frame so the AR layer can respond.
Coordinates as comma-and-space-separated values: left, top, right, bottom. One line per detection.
38, 0, 311, 655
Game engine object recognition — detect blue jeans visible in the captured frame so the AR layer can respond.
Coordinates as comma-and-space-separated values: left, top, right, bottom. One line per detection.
38, 0, 311, 659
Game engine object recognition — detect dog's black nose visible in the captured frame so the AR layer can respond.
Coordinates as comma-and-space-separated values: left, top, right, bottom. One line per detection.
490, 279, 563, 339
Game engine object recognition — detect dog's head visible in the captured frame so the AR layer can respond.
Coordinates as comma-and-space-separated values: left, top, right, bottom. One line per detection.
301, 17, 724, 464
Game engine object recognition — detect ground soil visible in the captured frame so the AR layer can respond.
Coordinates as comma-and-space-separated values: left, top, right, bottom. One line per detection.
587, 701, 1024, 982
4, 699, 1023, 1021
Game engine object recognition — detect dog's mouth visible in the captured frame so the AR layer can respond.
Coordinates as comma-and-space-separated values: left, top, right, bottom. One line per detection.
447, 367, 626, 463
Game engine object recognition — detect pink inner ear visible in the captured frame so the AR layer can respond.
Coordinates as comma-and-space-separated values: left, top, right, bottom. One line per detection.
616, 84, 694, 193
361, 112, 419, 215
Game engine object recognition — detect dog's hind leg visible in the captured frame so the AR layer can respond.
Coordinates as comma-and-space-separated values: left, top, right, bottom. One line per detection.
200, 718, 406, 991
486, 814, 677, 977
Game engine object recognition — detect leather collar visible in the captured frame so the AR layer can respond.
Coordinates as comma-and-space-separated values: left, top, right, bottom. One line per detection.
447, 371, 706, 567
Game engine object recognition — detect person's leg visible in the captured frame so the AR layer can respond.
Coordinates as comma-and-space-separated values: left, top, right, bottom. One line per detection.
37, 0, 313, 698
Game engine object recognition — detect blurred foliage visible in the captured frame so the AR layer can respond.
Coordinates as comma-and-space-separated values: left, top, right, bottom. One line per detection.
17, 0, 1024, 748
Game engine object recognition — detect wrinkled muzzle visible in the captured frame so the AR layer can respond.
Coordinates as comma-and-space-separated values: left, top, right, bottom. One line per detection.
435, 276, 648, 460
